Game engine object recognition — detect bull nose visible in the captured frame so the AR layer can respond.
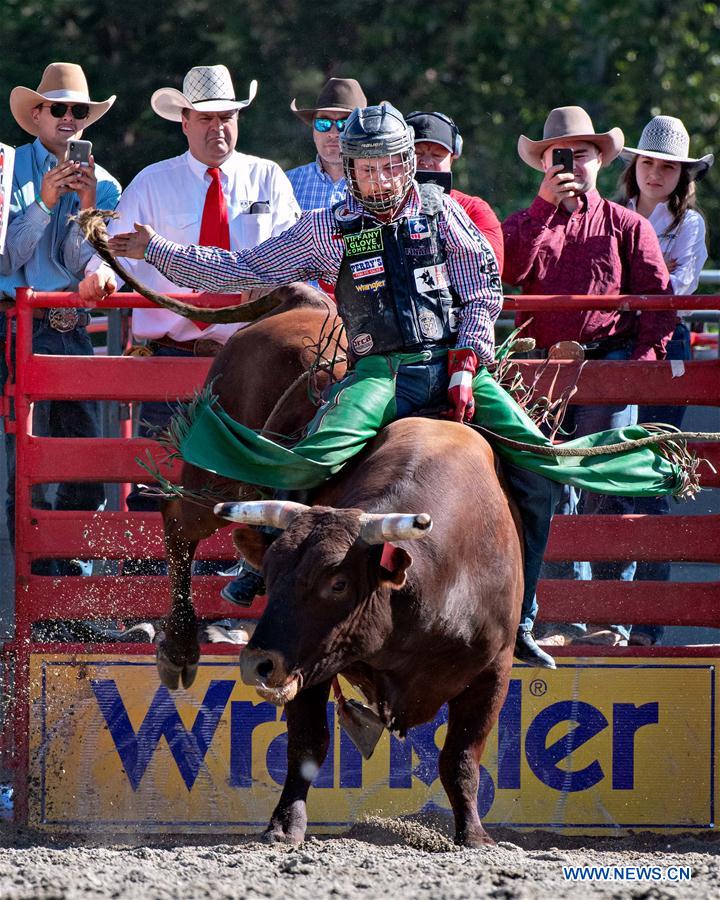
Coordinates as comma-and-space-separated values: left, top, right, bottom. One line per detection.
240, 646, 288, 687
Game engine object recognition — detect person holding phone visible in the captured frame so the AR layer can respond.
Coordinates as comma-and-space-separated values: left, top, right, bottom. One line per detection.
619, 115, 713, 645
0, 62, 121, 569
405, 111, 504, 272
502, 106, 676, 650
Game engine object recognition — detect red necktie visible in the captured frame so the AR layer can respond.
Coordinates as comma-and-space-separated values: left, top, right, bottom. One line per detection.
193, 167, 231, 330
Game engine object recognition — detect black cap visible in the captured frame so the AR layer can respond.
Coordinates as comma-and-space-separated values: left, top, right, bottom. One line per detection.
405, 111, 462, 157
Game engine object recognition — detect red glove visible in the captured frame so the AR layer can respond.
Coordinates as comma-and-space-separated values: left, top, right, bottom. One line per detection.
446, 347, 478, 422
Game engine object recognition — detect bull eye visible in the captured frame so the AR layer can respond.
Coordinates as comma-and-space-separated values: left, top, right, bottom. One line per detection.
331, 575, 348, 594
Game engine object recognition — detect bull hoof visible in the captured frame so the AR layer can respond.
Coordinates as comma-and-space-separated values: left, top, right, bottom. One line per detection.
456, 828, 496, 848
157, 641, 199, 690
262, 825, 304, 845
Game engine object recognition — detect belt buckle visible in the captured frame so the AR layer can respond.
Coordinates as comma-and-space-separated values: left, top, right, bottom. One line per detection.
48, 308, 79, 333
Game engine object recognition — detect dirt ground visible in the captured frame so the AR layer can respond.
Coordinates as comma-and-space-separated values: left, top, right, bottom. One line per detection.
0, 814, 718, 900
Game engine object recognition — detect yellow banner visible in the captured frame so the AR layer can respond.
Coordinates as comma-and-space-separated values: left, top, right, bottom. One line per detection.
28, 654, 716, 833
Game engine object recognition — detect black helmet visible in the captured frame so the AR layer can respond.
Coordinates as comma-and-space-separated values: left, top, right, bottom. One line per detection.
341, 102, 416, 213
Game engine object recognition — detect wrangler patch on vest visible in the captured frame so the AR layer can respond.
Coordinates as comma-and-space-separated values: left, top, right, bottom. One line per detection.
343, 228, 384, 257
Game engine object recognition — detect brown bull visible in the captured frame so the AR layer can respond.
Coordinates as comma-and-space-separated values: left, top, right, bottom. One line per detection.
220, 417, 523, 847
157, 283, 346, 690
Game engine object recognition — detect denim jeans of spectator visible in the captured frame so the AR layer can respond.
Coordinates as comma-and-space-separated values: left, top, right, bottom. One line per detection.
394, 356, 557, 634
631, 322, 691, 644
0, 318, 104, 573
538, 345, 636, 642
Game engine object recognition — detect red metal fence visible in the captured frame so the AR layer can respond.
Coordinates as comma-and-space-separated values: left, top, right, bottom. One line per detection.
1, 287, 720, 822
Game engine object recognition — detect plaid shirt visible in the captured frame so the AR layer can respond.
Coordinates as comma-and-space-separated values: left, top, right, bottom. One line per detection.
147, 185, 502, 363
286, 159, 348, 211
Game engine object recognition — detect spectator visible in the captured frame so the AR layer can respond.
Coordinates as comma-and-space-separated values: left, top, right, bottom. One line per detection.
619, 115, 713, 646
0, 62, 121, 572
502, 105, 676, 648
405, 110, 503, 270
286, 78, 367, 211
79, 64, 299, 572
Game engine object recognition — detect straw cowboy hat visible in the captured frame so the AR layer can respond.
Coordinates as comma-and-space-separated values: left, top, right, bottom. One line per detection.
291, 77, 367, 125
621, 115, 714, 181
518, 106, 624, 171
10, 62, 116, 136
151, 65, 257, 122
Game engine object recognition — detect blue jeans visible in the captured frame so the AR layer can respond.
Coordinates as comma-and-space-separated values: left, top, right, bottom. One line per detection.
1, 319, 104, 548
631, 322, 691, 644
539, 345, 636, 641
395, 356, 556, 632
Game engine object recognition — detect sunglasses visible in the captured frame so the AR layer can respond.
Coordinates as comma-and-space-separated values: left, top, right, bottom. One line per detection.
40, 102, 91, 120
313, 117, 347, 133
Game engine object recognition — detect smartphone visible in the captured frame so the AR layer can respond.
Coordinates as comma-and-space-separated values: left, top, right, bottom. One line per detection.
415, 170, 453, 193
66, 139, 92, 166
552, 147, 574, 174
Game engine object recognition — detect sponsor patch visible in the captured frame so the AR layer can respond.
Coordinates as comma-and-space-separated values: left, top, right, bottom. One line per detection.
351, 333, 374, 355
350, 256, 385, 280
407, 217, 431, 240
418, 310, 442, 340
355, 279, 386, 293
343, 228, 383, 257
414, 264, 449, 294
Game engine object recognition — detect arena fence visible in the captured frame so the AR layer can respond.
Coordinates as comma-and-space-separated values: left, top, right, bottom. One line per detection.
1, 287, 719, 833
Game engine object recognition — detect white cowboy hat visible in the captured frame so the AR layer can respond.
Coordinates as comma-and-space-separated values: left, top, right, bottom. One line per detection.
10, 62, 116, 136
151, 65, 257, 122
621, 116, 714, 181
518, 105, 624, 171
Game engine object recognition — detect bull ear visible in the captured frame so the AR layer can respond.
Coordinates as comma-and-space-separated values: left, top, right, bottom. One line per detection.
378, 542, 413, 589
231, 527, 274, 570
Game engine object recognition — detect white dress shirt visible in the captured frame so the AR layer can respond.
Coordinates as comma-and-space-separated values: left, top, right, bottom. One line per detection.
627, 199, 707, 297
87, 150, 299, 342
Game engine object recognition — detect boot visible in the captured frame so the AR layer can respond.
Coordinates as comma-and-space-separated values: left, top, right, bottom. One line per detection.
514, 626, 556, 669
220, 564, 265, 607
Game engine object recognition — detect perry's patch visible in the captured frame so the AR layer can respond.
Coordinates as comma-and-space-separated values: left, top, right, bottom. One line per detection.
407, 217, 431, 240
418, 310, 442, 340
355, 279, 386, 293
350, 256, 385, 279
343, 228, 384, 257
351, 333, 374, 355
414, 264, 449, 294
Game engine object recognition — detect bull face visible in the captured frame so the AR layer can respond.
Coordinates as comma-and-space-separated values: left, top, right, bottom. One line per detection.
214, 502, 432, 705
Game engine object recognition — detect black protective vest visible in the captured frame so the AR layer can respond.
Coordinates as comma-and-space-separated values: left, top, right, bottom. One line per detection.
333, 183, 460, 358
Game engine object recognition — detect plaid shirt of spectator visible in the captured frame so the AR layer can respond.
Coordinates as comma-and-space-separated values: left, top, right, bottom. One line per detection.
285, 158, 348, 211
147, 185, 503, 363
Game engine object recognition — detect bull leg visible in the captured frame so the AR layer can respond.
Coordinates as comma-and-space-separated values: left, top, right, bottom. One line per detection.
264, 680, 331, 845
439, 654, 513, 847
156, 496, 207, 690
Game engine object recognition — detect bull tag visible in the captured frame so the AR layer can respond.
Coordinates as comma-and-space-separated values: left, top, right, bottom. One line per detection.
548, 340, 585, 361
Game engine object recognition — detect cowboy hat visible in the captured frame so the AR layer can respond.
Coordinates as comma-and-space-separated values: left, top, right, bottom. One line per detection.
10, 62, 116, 136
621, 115, 714, 181
151, 65, 257, 122
291, 77, 367, 125
518, 106, 624, 171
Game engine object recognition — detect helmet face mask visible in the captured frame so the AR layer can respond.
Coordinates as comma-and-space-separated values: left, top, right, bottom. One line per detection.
341, 103, 416, 214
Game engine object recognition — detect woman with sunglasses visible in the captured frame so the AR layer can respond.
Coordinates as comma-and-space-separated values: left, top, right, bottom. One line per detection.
619, 115, 713, 645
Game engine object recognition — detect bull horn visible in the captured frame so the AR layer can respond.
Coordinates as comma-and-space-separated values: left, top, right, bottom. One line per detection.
213, 500, 310, 529
358, 512, 433, 545
74, 209, 283, 323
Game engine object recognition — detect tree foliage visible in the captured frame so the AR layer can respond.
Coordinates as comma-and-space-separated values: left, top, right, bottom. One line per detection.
2, 0, 719, 260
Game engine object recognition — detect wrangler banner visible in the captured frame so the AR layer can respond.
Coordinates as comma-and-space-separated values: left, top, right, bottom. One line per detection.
29, 654, 715, 833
